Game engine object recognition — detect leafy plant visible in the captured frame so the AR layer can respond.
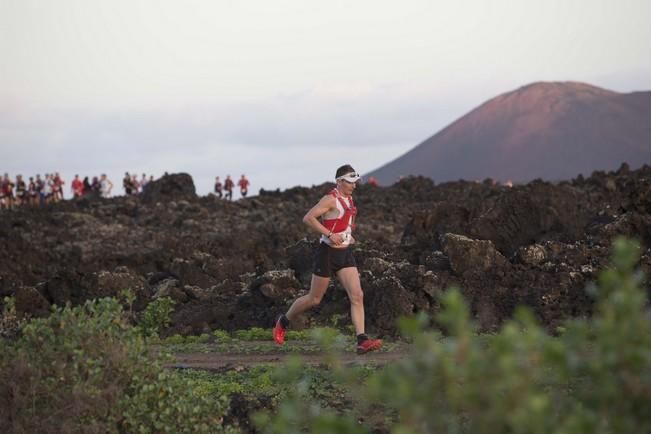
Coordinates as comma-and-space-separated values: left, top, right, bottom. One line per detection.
258, 237, 651, 434
213, 329, 233, 342
0, 296, 26, 339
138, 296, 175, 338
0, 297, 234, 433
120, 288, 137, 322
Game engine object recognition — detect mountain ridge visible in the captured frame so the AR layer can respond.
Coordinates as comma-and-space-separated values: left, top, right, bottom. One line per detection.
367, 81, 651, 184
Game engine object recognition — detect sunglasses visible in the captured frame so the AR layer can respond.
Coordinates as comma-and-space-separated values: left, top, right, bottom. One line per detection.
338, 172, 360, 183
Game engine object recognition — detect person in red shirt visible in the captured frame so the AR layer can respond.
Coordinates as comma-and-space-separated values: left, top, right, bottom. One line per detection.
71, 175, 84, 198
237, 174, 250, 198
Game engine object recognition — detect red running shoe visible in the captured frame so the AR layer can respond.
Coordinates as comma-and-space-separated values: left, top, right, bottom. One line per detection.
356, 338, 382, 354
273, 317, 286, 345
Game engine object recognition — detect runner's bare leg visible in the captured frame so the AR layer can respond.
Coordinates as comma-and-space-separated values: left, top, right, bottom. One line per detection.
286, 274, 330, 321
336, 267, 365, 335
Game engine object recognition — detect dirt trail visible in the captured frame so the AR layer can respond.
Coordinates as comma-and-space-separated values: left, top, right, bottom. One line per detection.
171, 349, 410, 371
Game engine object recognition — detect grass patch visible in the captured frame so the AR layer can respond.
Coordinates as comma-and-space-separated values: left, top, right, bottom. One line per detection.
161, 326, 389, 354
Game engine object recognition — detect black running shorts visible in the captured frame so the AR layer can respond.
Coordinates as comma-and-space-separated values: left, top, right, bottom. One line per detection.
313, 242, 357, 278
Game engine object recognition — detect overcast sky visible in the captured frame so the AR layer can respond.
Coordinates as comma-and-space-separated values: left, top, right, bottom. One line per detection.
2, 0, 650, 196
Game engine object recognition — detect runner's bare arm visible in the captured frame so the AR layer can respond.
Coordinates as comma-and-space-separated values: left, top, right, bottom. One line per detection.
303, 195, 336, 237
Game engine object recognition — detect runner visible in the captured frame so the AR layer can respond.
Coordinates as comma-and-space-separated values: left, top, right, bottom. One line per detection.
273, 164, 383, 354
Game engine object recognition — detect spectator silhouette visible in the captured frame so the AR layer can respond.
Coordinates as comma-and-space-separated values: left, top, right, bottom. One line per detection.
224, 175, 234, 201
214, 176, 223, 199
238, 174, 250, 198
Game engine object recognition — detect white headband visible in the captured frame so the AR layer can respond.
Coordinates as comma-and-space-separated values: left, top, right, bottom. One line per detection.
337, 172, 361, 183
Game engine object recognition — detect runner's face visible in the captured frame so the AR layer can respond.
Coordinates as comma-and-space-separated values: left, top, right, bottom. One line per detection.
337, 178, 356, 195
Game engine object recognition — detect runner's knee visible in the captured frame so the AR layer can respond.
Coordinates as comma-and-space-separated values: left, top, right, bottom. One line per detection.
349, 289, 363, 306
308, 294, 324, 306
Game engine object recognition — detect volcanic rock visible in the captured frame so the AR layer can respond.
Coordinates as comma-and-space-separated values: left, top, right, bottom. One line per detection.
140, 173, 197, 204
1, 166, 650, 336
153, 278, 188, 304
516, 244, 547, 266
251, 269, 302, 301
441, 233, 509, 276
14, 286, 50, 319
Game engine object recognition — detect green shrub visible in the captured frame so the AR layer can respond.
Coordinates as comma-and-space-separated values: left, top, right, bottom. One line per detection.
138, 296, 175, 338
183, 333, 212, 344
253, 357, 366, 434
232, 326, 338, 342
0, 296, 26, 339
259, 237, 651, 433
285, 329, 315, 341
0, 298, 233, 433
213, 329, 233, 343
196, 333, 212, 343
182, 365, 281, 397
234, 327, 270, 341
164, 333, 186, 345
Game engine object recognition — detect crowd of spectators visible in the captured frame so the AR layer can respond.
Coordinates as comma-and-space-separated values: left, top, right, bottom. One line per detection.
123, 172, 154, 196
69, 174, 116, 199
1, 172, 255, 210
214, 174, 250, 201
0, 172, 158, 210
1, 172, 67, 210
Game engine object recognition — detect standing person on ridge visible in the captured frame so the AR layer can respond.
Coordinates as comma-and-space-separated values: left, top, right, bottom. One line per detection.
100, 174, 114, 198
238, 174, 250, 198
71, 175, 84, 198
123, 172, 133, 196
82, 176, 92, 196
273, 164, 383, 354
224, 175, 234, 201
214, 176, 223, 199
140, 173, 149, 192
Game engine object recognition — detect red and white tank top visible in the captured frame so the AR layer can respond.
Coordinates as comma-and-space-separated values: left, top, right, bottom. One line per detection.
320, 189, 357, 247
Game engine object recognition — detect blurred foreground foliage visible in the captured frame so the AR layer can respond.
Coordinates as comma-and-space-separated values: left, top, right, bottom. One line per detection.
0, 296, 234, 434
257, 237, 651, 434
0, 237, 648, 433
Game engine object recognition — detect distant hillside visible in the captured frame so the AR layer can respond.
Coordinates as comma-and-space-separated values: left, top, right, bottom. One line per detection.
367, 82, 651, 184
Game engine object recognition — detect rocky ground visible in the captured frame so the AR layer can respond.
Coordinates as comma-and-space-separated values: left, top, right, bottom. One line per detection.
2, 164, 650, 337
